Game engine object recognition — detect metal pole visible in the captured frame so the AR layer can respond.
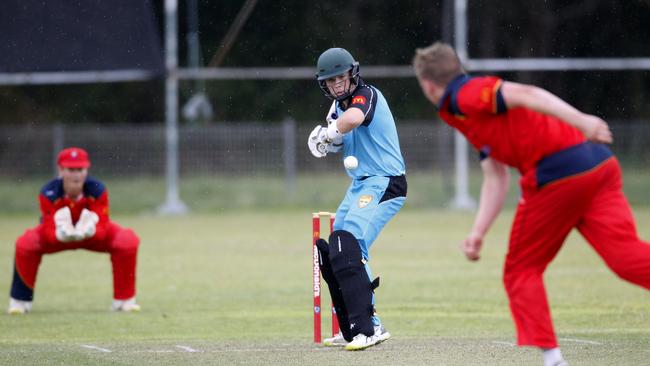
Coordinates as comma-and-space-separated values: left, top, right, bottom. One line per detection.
186, 0, 200, 69
159, 0, 188, 215
450, 0, 476, 210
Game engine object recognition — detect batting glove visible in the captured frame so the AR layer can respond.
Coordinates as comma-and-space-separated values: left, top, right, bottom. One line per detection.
308, 125, 330, 158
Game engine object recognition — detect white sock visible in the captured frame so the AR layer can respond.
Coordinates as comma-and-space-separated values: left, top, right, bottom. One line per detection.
542, 347, 565, 366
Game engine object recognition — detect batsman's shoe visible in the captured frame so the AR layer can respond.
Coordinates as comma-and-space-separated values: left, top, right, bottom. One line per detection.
323, 332, 347, 347
111, 298, 141, 312
7, 298, 32, 315
373, 325, 391, 344
345, 333, 381, 351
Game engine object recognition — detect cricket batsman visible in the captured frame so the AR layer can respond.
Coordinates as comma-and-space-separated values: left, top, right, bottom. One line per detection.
308, 48, 407, 350
413, 42, 650, 366
8, 147, 141, 314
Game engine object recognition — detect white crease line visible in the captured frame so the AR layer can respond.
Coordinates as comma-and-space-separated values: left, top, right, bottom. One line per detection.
134, 347, 330, 353
491, 341, 516, 347
175, 345, 200, 353
559, 338, 603, 345
80, 345, 112, 353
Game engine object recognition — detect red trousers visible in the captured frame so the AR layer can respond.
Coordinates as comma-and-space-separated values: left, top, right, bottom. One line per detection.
505, 158, 650, 348
14, 222, 139, 300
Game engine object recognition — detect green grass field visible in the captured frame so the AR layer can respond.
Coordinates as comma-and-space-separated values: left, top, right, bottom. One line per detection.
0, 207, 648, 365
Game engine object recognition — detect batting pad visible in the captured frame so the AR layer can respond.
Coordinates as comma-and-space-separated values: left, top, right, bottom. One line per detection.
328, 230, 374, 338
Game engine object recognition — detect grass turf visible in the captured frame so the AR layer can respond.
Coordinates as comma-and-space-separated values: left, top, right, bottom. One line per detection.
0, 208, 648, 365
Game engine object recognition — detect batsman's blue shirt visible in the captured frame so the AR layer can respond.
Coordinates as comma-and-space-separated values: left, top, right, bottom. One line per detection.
332, 80, 407, 256
335, 81, 406, 179
331, 80, 407, 328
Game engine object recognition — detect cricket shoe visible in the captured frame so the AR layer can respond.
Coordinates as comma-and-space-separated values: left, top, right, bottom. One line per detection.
111, 298, 141, 312
373, 325, 391, 344
323, 332, 347, 347
344, 325, 391, 351
7, 298, 32, 315
345, 333, 380, 351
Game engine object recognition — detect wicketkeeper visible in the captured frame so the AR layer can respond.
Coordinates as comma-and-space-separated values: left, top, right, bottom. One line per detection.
8, 147, 140, 314
308, 48, 407, 350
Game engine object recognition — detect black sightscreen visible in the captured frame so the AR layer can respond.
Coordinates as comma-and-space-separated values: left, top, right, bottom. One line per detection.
0, 0, 163, 73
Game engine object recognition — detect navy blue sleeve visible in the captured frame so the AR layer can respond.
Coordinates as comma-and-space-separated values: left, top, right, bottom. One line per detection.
495, 86, 507, 114
83, 177, 106, 199
349, 85, 377, 126
40, 178, 64, 202
479, 145, 491, 161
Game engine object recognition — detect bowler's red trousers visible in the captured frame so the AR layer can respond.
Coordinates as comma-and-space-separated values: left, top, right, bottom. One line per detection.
15, 222, 139, 300
505, 157, 650, 348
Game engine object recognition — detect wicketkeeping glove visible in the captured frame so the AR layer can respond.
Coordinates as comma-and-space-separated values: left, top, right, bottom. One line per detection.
54, 207, 84, 242
75, 208, 99, 239
308, 125, 330, 158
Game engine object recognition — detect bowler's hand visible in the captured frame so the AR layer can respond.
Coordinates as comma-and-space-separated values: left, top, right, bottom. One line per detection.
582, 115, 613, 144
462, 232, 483, 261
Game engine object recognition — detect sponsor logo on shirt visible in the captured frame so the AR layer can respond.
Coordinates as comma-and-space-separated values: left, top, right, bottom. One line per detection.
352, 95, 366, 105
480, 87, 491, 104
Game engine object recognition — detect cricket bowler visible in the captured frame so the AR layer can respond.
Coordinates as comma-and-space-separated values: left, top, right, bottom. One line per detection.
413, 42, 650, 366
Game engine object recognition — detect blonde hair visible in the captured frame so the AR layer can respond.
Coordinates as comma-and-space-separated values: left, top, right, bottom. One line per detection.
413, 42, 464, 85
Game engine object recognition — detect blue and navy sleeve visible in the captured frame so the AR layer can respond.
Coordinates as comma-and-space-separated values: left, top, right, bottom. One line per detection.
349, 85, 377, 126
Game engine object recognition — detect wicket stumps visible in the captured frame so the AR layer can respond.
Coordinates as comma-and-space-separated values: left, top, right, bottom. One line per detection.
312, 211, 340, 343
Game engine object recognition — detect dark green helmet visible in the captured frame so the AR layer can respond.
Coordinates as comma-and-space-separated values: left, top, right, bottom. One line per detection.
316, 48, 360, 100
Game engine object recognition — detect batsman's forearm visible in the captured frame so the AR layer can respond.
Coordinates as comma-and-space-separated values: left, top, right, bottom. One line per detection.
335, 108, 365, 134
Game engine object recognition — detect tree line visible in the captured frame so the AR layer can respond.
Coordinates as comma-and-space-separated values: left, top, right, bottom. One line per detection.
2, 0, 649, 125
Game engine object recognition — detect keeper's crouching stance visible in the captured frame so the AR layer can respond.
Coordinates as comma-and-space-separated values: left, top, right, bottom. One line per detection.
8, 147, 140, 314
309, 47, 407, 350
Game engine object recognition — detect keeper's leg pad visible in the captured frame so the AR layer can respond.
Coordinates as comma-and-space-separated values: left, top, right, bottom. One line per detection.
316, 239, 353, 341
11, 263, 34, 301
328, 230, 374, 337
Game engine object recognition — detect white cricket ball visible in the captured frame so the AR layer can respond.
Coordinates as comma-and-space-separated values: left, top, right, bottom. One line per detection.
344, 155, 358, 170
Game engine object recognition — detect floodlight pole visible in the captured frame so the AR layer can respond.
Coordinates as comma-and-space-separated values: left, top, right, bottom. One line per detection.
159, 0, 188, 215
449, 0, 476, 210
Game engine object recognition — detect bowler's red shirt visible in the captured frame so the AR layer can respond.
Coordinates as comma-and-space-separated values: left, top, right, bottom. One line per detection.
437, 75, 585, 175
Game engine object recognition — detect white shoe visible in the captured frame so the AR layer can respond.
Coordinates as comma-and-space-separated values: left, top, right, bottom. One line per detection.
111, 297, 141, 312
345, 332, 379, 351
7, 298, 32, 315
323, 332, 347, 347
373, 325, 391, 344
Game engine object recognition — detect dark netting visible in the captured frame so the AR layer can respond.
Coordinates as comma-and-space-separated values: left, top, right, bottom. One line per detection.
0, 0, 163, 73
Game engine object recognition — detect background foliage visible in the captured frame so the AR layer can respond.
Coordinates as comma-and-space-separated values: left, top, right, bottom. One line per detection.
2, 0, 650, 124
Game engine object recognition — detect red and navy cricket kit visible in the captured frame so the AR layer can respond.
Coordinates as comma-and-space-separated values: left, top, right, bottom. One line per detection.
11, 177, 139, 301
438, 74, 650, 348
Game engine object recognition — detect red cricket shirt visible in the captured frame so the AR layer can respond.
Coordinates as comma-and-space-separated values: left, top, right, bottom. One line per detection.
38, 177, 110, 244
437, 75, 585, 175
